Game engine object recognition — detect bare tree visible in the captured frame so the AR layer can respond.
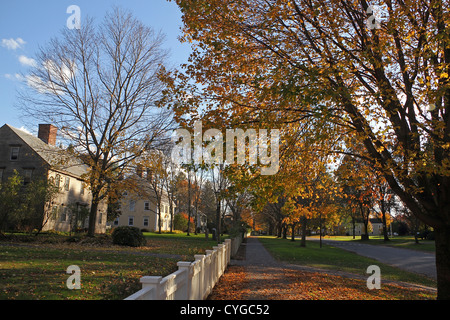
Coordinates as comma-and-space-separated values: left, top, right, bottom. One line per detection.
209, 163, 229, 241
17, 7, 173, 236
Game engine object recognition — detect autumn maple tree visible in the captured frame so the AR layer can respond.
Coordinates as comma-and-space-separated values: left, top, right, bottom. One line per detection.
336, 154, 379, 240
166, 0, 450, 299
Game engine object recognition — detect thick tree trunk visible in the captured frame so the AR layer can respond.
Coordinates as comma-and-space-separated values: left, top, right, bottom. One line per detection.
352, 217, 356, 239
300, 216, 307, 247
360, 206, 369, 240
291, 223, 296, 241
276, 223, 281, 238
380, 202, 390, 242
435, 227, 450, 300
87, 198, 99, 237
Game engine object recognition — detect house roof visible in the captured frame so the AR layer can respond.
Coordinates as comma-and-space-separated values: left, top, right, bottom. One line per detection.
4, 124, 89, 178
353, 218, 384, 224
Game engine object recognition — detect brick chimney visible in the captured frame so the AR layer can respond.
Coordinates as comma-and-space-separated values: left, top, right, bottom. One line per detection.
38, 124, 57, 145
136, 164, 143, 178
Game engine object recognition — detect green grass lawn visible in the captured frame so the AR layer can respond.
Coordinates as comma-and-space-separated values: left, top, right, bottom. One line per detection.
257, 236, 437, 289
0, 231, 221, 300
142, 231, 225, 255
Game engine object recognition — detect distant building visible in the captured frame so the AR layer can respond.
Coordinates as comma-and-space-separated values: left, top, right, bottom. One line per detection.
346, 218, 385, 236
113, 189, 174, 232
110, 169, 176, 232
0, 124, 107, 233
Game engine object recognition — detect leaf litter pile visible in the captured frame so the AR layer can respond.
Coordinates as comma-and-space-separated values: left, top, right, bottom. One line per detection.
208, 265, 436, 300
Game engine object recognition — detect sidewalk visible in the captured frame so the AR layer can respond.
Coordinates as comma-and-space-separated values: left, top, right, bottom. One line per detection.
229, 237, 297, 299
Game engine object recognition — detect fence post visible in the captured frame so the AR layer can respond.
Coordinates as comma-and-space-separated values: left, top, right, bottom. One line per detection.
225, 239, 231, 265
218, 244, 225, 275
194, 255, 206, 299
140, 276, 162, 300
205, 249, 213, 297
177, 261, 192, 299
212, 246, 219, 284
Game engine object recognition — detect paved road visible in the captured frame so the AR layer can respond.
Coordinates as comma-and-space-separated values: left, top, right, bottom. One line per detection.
307, 237, 437, 279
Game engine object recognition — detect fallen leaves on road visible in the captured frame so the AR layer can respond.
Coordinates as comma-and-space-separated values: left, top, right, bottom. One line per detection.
208, 265, 436, 300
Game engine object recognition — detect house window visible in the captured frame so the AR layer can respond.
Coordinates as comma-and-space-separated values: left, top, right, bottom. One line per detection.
144, 201, 150, 211
10, 147, 20, 161
143, 216, 149, 227
60, 209, 67, 222
55, 174, 61, 188
23, 169, 33, 185
128, 216, 134, 226
64, 177, 70, 191
129, 200, 136, 212
113, 218, 119, 226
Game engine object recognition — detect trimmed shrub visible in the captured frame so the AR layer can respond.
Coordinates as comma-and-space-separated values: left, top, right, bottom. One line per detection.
173, 213, 188, 231
112, 226, 146, 247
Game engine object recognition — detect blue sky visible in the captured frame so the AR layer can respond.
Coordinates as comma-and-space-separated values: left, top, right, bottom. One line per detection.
0, 0, 191, 133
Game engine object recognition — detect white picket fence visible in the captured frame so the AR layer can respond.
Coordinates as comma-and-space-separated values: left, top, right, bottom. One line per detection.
125, 236, 243, 300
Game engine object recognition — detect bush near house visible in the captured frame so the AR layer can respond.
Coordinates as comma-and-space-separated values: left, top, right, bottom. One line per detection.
112, 226, 146, 247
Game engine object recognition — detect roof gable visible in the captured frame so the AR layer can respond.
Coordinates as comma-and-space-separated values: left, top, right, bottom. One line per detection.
2, 124, 89, 178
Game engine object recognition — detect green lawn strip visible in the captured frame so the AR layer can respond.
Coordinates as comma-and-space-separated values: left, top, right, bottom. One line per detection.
142, 232, 227, 256
257, 236, 437, 289
313, 235, 436, 253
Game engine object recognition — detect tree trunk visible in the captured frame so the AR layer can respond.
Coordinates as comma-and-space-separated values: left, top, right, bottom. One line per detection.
381, 209, 390, 242
291, 223, 296, 241
300, 216, 307, 247
435, 227, 450, 300
360, 205, 369, 240
158, 204, 162, 234
87, 198, 99, 237
187, 174, 192, 236
169, 202, 174, 233
352, 217, 356, 239
378, 197, 390, 241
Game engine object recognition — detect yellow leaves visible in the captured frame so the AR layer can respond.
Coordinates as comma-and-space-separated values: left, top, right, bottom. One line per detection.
376, 144, 385, 153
